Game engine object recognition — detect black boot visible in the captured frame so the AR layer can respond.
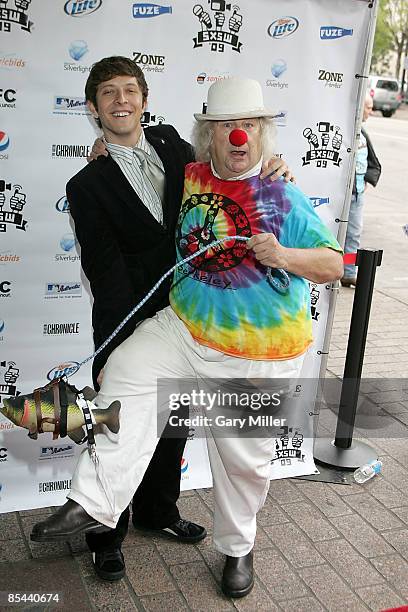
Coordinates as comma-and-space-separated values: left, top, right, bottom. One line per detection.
221, 550, 254, 598
30, 500, 111, 542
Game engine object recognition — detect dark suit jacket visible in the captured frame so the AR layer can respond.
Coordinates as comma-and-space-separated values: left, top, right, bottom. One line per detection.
67, 124, 194, 386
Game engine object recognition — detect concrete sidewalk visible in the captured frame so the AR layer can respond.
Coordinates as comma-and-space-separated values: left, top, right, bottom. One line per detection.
1, 110, 408, 611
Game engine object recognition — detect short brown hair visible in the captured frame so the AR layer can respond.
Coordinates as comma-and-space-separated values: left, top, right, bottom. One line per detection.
85, 55, 148, 109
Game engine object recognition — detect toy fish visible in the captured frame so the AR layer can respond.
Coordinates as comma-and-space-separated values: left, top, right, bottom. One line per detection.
0, 379, 120, 444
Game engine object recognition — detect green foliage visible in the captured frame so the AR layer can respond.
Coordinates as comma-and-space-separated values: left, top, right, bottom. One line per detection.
371, 0, 408, 77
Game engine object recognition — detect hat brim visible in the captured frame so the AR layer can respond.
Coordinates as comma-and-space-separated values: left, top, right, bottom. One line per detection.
194, 109, 277, 121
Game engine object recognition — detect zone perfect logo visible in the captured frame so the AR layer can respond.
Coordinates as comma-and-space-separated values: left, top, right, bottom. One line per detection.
318, 69, 344, 89
47, 362, 79, 381
52, 144, 91, 159
320, 26, 353, 40
64, 0, 102, 17
132, 3, 172, 18
132, 51, 165, 73
45, 282, 82, 298
268, 17, 299, 39
0, 88, 17, 108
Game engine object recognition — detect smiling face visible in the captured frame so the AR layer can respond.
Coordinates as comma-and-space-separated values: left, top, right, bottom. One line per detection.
210, 118, 262, 179
88, 75, 147, 147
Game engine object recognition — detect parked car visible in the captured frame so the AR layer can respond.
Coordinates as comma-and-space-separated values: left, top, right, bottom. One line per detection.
368, 75, 402, 117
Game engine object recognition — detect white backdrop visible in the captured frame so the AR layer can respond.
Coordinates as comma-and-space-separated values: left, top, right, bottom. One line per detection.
0, 0, 376, 512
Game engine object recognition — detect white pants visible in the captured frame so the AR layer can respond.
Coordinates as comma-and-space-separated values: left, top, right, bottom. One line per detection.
68, 306, 304, 556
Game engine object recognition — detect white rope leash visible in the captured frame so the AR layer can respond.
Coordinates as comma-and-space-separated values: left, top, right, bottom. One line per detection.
75, 235, 290, 373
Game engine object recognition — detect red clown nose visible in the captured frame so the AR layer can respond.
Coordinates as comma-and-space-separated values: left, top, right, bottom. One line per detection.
229, 129, 248, 147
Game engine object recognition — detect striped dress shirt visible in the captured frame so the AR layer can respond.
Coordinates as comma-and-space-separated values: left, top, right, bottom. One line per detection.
105, 131, 165, 224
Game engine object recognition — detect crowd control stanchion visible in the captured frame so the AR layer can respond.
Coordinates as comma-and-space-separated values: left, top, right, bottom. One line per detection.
313, 248, 383, 469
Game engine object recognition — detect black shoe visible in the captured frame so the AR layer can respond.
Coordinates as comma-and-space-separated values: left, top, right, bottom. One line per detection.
132, 518, 207, 543
221, 551, 254, 598
93, 548, 125, 581
30, 500, 111, 542
340, 276, 357, 287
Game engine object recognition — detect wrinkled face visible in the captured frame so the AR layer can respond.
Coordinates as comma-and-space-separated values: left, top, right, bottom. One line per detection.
210, 118, 262, 179
363, 96, 373, 122
88, 75, 147, 146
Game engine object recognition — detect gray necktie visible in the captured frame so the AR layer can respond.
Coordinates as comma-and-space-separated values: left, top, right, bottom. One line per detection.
133, 148, 165, 205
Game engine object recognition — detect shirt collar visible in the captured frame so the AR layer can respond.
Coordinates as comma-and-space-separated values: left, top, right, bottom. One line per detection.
210, 157, 263, 181
104, 131, 152, 164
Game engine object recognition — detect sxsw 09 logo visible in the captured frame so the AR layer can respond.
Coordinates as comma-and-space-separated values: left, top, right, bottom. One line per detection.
193, 2, 243, 53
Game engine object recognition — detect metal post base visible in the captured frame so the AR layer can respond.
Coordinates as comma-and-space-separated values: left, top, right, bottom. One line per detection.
314, 438, 378, 470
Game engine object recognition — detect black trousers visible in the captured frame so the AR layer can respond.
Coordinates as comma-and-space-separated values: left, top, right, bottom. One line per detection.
86, 433, 187, 552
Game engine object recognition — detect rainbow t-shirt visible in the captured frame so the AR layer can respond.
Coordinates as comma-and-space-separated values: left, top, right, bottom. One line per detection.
170, 162, 341, 360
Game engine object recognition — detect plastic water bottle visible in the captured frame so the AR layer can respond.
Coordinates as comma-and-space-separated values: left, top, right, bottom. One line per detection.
353, 460, 382, 484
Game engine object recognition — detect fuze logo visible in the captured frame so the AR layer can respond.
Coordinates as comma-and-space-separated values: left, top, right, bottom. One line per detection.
320, 26, 353, 40
268, 17, 299, 39
133, 3, 172, 18
64, 0, 102, 17
47, 362, 79, 381
56, 196, 70, 213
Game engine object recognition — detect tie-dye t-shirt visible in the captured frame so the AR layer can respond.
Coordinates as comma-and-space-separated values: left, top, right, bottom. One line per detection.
169, 162, 341, 360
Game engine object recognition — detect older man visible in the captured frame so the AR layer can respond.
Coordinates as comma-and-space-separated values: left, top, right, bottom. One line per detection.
341, 92, 381, 286
32, 77, 343, 598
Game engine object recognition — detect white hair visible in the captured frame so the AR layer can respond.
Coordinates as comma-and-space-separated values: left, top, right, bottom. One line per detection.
191, 117, 277, 162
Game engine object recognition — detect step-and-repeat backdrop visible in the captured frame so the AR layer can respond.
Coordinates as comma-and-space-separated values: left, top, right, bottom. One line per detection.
0, 0, 375, 512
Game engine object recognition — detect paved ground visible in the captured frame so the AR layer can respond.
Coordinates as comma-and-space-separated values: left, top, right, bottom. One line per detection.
0, 107, 407, 611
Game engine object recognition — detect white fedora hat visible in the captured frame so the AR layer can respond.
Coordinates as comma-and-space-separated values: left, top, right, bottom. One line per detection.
194, 77, 275, 121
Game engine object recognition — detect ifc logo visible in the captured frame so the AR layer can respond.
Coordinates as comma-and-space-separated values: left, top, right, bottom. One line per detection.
60, 234, 76, 252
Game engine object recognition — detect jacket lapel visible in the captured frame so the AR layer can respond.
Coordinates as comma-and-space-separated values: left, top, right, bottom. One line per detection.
95, 154, 164, 231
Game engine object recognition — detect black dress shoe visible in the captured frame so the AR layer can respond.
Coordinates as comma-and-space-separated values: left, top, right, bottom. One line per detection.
340, 276, 357, 287
93, 548, 125, 581
221, 550, 254, 598
30, 500, 111, 542
132, 518, 207, 543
